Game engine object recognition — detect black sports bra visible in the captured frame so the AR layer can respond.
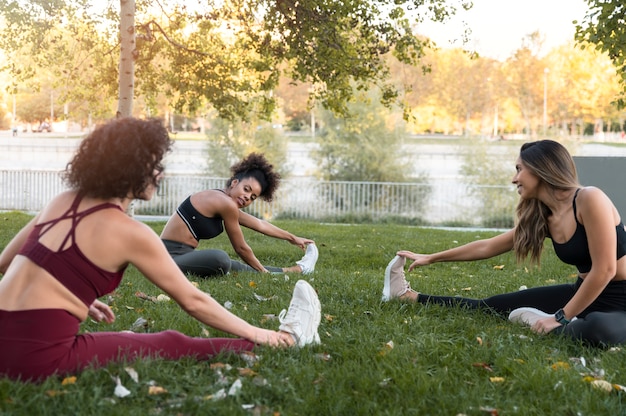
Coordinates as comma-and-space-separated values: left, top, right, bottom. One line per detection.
175, 194, 224, 241
551, 189, 626, 273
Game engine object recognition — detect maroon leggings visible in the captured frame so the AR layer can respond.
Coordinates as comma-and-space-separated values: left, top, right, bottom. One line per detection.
0, 309, 255, 382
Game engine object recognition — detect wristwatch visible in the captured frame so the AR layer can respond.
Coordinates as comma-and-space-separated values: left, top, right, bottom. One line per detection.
555, 308, 570, 325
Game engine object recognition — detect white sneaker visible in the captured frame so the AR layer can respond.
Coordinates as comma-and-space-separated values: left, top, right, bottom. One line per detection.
508, 307, 552, 327
382, 255, 412, 301
296, 244, 319, 275
279, 280, 321, 346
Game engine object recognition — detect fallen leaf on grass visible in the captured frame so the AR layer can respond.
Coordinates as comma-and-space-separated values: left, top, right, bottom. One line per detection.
249, 281, 257, 288
240, 351, 260, 366
135, 291, 157, 302
591, 379, 613, 393
129, 317, 149, 332
61, 376, 76, 385
489, 377, 505, 383
113, 376, 131, 398
493, 265, 505, 270
324, 314, 334, 322
205, 389, 226, 401
253, 293, 277, 302
551, 361, 570, 370
228, 379, 242, 396
479, 406, 499, 415
124, 367, 139, 383
261, 314, 277, 323
379, 377, 393, 387
148, 385, 168, 395
378, 341, 394, 356
472, 362, 493, 372
45, 390, 68, 397
210, 362, 232, 370
238, 368, 258, 377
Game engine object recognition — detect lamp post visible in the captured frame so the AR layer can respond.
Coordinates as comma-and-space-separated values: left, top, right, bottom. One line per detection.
50, 89, 54, 122
543, 68, 549, 137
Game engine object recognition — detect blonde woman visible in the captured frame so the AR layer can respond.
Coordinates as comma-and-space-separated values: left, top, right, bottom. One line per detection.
383, 140, 626, 346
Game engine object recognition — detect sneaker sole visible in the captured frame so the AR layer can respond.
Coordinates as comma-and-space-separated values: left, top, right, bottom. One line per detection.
295, 280, 322, 345
508, 307, 552, 326
382, 256, 400, 301
297, 244, 319, 275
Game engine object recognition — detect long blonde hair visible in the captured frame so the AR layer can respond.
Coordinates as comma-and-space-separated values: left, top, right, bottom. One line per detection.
513, 140, 580, 264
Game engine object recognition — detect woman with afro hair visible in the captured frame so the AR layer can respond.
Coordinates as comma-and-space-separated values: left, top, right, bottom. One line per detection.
160, 153, 318, 278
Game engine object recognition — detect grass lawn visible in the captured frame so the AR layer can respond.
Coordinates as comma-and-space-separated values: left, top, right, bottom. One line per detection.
0, 212, 625, 415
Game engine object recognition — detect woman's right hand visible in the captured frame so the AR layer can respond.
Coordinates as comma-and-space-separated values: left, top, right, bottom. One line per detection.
250, 327, 295, 348
397, 250, 433, 272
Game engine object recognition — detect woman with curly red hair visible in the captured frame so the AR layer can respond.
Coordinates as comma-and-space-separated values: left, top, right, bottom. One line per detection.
0, 118, 321, 382
160, 153, 318, 278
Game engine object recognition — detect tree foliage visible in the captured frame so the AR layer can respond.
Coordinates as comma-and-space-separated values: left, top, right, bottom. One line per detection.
0, 0, 468, 121
313, 90, 410, 182
575, 1, 626, 108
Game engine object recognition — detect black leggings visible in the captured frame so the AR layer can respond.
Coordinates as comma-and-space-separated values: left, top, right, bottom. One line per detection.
418, 278, 626, 346
162, 239, 283, 278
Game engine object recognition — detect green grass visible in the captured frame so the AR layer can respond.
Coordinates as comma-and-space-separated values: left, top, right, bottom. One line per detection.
1, 212, 625, 415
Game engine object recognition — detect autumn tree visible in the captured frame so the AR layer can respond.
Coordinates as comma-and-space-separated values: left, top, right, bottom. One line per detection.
575, 0, 626, 108
0, 0, 468, 122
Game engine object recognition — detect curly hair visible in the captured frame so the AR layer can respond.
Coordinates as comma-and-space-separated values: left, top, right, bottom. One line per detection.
513, 140, 580, 264
63, 117, 172, 199
226, 153, 281, 202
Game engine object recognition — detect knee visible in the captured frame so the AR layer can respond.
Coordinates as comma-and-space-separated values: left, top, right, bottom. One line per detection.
212, 250, 232, 275
567, 312, 626, 346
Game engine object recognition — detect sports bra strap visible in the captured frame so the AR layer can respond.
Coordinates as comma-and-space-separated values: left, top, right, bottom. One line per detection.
36, 193, 123, 251
572, 188, 581, 219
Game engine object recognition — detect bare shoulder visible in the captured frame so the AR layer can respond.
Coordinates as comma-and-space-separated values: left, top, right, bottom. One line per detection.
577, 186, 618, 221
37, 190, 80, 219
577, 186, 612, 207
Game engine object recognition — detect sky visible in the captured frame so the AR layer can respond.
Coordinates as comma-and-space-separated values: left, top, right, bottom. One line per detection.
417, 0, 590, 60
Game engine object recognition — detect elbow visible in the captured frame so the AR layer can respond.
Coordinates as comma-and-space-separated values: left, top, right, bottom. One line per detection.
591, 264, 616, 283
233, 244, 251, 258
177, 293, 206, 316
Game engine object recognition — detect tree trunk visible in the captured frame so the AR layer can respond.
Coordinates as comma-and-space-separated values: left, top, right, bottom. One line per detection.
118, 0, 135, 117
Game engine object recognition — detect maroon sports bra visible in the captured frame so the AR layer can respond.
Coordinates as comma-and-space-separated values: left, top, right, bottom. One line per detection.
17, 193, 127, 307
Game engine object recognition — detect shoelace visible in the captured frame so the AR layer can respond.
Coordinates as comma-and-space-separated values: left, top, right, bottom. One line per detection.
279, 306, 301, 327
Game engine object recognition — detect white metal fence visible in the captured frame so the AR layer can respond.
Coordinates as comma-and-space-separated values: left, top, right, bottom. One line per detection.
0, 170, 516, 227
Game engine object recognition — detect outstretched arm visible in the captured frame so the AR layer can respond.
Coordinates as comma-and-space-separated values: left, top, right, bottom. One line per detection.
238, 210, 314, 250
400, 228, 516, 272
0, 215, 39, 274
121, 219, 292, 346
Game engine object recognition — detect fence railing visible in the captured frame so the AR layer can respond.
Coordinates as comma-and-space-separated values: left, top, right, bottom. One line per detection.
0, 170, 517, 228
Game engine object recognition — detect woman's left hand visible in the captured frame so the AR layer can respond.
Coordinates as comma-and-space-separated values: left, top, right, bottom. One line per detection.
292, 237, 315, 250
88, 299, 116, 323
531, 316, 561, 334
